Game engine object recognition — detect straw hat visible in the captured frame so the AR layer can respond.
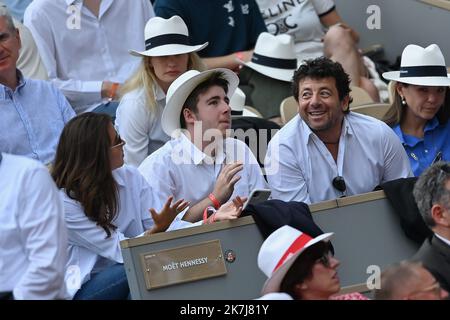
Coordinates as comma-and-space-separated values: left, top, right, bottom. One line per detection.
161, 68, 239, 136
239, 32, 297, 82
257, 225, 333, 295
382, 44, 450, 86
129, 15, 208, 57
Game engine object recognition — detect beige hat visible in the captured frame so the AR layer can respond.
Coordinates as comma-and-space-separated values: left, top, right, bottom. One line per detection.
382, 44, 450, 86
161, 68, 239, 136
239, 32, 297, 82
129, 15, 208, 57
258, 225, 333, 295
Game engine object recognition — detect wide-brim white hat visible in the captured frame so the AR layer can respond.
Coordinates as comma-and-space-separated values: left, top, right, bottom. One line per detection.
129, 15, 208, 57
229, 88, 259, 118
161, 68, 239, 136
239, 32, 297, 82
257, 225, 333, 295
383, 44, 450, 86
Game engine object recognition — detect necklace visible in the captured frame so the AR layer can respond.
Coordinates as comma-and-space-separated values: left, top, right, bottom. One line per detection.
322, 141, 340, 145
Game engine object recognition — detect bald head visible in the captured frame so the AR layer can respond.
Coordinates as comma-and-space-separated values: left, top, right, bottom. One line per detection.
375, 261, 447, 300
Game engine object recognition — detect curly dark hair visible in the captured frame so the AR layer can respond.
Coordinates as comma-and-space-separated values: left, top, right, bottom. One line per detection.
52, 113, 119, 238
292, 56, 352, 112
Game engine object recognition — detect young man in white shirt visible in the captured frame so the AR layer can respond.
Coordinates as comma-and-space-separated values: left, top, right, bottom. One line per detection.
265, 57, 412, 204
0, 153, 67, 300
139, 69, 267, 224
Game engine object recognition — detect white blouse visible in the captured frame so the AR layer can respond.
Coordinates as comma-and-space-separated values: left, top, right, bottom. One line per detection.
115, 85, 170, 167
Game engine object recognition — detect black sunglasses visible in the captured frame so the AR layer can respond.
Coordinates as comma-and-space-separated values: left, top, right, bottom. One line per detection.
332, 176, 347, 197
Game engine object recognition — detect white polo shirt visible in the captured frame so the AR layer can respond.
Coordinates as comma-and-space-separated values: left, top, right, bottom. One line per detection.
265, 112, 413, 204
138, 133, 268, 225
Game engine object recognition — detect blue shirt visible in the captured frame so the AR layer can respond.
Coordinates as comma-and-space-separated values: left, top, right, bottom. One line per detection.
155, 0, 267, 57
0, 72, 75, 164
393, 117, 450, 176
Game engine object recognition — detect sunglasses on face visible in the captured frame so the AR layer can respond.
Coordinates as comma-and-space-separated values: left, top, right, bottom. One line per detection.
111, 132, 125, 149
316, 250, 334, 268
332, 176, 347, 197
409, 281, 443, 298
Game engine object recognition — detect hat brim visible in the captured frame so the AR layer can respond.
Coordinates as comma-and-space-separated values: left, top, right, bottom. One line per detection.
129, 42, 208, 57
162, 68, 239, 137
261, 232, 334, 295
382, 71, 450, 86
239, 59, 296, 82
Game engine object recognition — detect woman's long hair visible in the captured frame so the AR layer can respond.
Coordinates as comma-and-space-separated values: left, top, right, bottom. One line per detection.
52, 113, 119, 238
119, 52, 206, 113
383, 82, 450, 127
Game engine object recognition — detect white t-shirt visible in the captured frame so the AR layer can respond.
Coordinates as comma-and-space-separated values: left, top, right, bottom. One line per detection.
257, 0, 335, 61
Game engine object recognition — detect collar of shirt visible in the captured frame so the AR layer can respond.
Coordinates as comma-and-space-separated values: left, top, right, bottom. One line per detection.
0, 69, 26, 99
112, 166, 126, 187
300, 115, 354, 146
393, 117, 439, 147
65, 0, 113, 20
434, 232, 450, 247
154, 84, 166, 103
179, 133, 226, 165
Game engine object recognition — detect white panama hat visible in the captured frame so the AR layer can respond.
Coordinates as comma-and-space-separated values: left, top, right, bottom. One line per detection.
229, 88, 260, 118
239, 32, 297, 82
129, 15, 208, 57
161, 68, 239, 136
257, 225, 333, 295
382, 44, 450, 86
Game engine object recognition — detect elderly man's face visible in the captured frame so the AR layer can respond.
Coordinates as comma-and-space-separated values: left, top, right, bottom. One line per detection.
0, 17, 20, 76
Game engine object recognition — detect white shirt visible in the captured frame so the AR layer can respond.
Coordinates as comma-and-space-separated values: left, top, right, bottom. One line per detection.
138, 134, 268, 225
257, 0, 334, 61
256, 292, 293, 300
24, 0, 155, 113
265, 113, 413, 204
435, 233, 450, 247
0, 153, 67, 299
115, 85, 170, 167
63, 165, 156, 299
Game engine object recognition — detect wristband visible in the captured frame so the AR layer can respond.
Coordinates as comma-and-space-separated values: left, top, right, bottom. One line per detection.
108, 82, 119, 101
208, 193, 220, 209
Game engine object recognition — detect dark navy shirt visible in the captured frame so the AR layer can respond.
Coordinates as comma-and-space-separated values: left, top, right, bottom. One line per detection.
155, 0, 267, 57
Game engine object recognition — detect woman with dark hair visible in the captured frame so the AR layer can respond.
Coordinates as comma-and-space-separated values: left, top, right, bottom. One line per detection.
53, 112, 242, 299
257, 225, 367, 300
382, 44, 450, 176
52, 112, 189, 299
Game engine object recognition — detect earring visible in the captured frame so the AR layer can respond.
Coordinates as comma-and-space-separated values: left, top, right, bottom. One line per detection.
401, 96, 406, 105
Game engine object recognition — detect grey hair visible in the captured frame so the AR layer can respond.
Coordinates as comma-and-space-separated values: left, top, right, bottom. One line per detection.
0, 6, 16, 32
375, 261, 424, 300
413, 161, 450, 227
